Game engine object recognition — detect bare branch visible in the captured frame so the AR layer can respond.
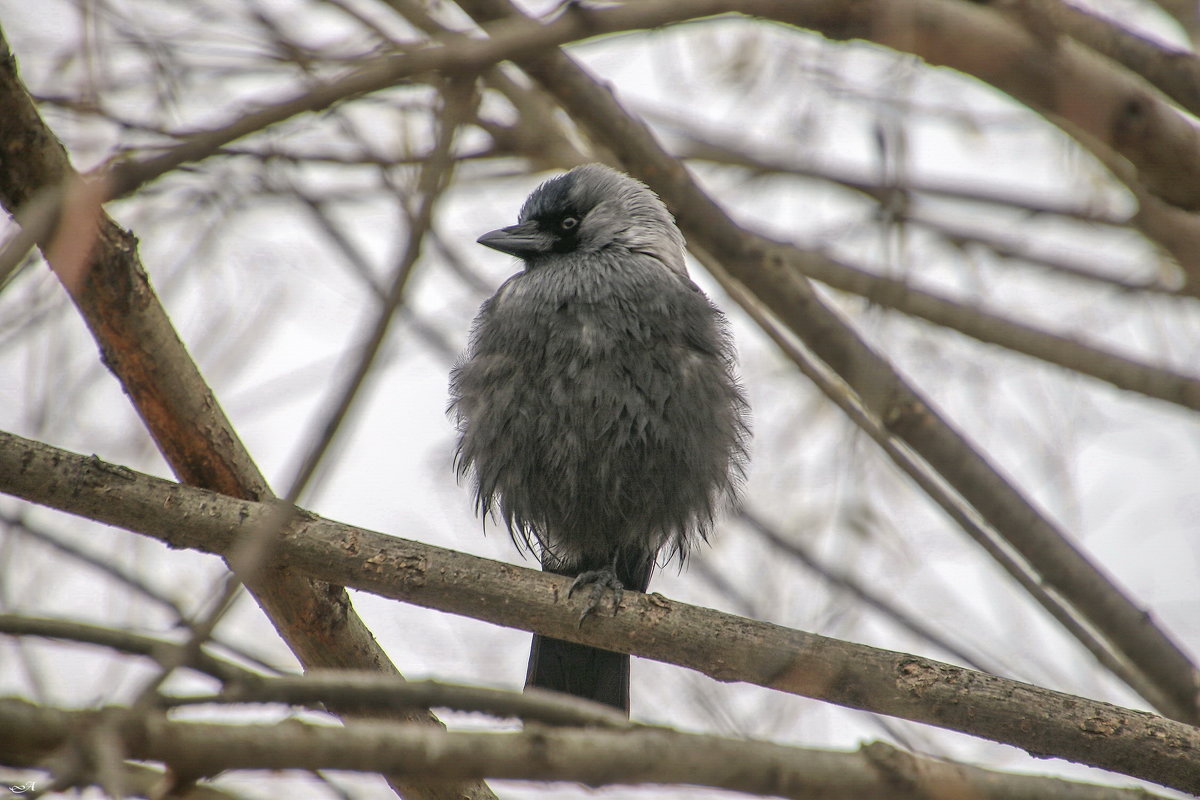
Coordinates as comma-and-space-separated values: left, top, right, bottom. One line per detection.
0, 615, 260, 685
0, 23, 494, 800
175, 672, 631, 729
670, 131, 1178, 295
668, 123, 1131, 228
785, 246, 1200, 409
1, 431, 1198, 793
994, 0, 1200, 121
0, 696, 1172, 799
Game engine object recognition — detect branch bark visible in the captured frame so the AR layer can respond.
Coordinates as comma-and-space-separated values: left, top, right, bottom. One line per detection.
0, 696, 1178, 800
0, 23, 492, 800
0, 696, 1164, 800
1, 430, 1198, 794
990, 0, 1200, 121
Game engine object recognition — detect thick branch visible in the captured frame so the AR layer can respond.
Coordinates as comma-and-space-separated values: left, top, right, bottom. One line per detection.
1, 431, 1198, 793
0, 25, 491, 800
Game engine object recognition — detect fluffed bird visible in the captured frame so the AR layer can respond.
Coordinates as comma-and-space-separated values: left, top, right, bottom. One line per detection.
449, 163, 749, 714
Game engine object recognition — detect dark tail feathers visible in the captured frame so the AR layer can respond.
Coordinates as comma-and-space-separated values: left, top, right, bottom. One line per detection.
526, 634, 630, 713
526, 548, 654, 715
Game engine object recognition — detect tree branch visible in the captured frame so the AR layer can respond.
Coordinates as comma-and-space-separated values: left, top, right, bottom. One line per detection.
671, 131, 1177, 295
0, 615, 261, 685
764, 244, 1200, 410
0, 23, 493, 800
991, 0, 1200, 121
175, 673, 631, 729
1, 430, 1197, 793
0, 695, 1182, 800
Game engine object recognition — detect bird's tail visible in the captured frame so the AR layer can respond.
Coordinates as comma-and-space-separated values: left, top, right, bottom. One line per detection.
526, 635, 631, 713
526, 547, 654, 715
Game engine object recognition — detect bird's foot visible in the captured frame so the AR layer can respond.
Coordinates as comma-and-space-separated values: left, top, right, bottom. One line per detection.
566, 568, 624, 625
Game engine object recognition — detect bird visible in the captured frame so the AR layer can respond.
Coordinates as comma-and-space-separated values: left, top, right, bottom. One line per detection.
449, 163, 749, 714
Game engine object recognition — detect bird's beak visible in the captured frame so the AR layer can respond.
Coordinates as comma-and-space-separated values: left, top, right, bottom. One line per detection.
476, 221, 551, 258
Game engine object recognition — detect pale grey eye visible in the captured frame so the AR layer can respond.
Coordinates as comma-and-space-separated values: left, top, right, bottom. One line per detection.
560, 216, 579, 231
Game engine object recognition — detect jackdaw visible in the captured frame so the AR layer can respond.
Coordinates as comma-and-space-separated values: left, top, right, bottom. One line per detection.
449, 163, 749, 714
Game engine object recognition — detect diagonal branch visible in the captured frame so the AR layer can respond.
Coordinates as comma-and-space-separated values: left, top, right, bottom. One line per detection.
0, 23, 493, 800
758, 0, 1200, 212
1, 431, 1198, 792
711, 281, 1182, 716
990, 0, 1200, 121
449, 0, 1200, 725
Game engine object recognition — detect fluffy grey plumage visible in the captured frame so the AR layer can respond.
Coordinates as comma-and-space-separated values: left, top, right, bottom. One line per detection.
449, 163, 749, 712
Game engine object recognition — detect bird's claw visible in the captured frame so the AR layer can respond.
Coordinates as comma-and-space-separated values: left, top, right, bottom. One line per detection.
567, 568, 624, 626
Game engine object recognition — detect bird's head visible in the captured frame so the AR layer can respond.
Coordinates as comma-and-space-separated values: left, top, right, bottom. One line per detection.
476, 163, 688, 275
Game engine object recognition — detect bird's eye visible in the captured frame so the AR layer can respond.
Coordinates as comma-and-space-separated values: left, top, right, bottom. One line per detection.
560, 216, 579, 231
